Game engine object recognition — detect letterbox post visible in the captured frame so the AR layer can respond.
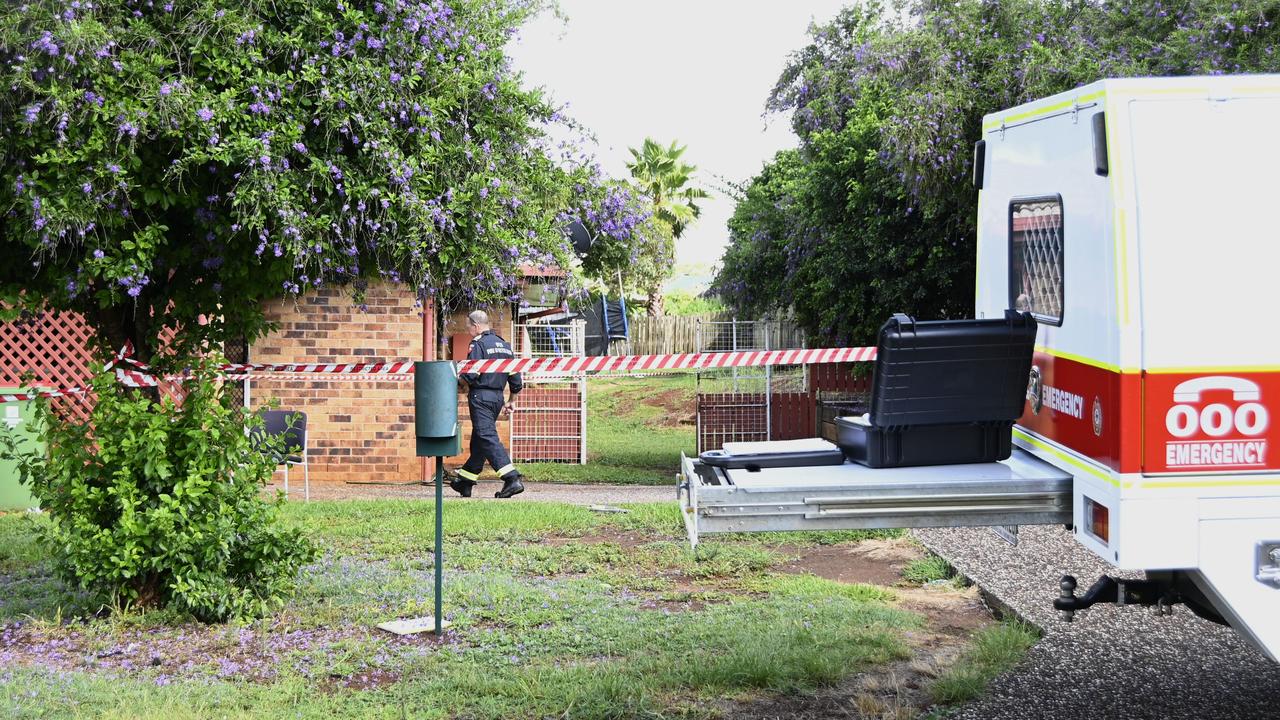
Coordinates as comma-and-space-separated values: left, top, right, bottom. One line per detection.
414, 361, 462, 635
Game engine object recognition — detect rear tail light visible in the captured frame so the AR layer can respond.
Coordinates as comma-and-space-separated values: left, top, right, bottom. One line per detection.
1084, 496, 1110, 544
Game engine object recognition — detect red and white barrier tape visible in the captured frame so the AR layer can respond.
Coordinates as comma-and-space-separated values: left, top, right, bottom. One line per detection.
223, 361, 417, 375
0, 343, 144, 402
1, 345, 875, 402
456, 346, 876, 375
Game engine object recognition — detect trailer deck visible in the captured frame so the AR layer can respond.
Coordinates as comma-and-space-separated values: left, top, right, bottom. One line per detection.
677, 448, 1072, 547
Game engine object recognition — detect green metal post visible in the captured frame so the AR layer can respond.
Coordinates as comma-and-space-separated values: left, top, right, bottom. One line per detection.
434, 455, 444, 636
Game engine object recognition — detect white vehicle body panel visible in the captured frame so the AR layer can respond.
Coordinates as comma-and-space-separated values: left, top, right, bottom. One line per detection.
977, 75, 1280, 661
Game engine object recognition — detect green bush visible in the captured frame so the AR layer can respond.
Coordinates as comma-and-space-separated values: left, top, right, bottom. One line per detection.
0, 359, 315, 622
663, 290, 726, 317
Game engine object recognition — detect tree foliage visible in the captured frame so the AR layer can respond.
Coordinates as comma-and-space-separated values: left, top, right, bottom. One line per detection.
576, 138, 711, 315
0, 0, 613, 362
626, 138, 710, 239
715, 0, 1280, 345
574, 179, 668, 301
624, 138, 709, 315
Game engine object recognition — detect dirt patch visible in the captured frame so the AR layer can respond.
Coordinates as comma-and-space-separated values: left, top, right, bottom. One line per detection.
726, 540, 994, 719
898, 585, 993, 639
641, 389, 696, 428
637, 575, 738, 612
540, 529, 651, 550
777, 538, 924, 587
723, 648, 969, 720
0, 619, 459, 687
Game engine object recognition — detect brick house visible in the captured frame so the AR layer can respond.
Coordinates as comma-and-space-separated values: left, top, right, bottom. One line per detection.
1, 267, 577, 487
248, 268, 570, 485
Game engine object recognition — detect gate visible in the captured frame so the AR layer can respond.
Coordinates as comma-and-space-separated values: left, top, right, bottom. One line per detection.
509, 321, 587, 463
694, 318, 872, 452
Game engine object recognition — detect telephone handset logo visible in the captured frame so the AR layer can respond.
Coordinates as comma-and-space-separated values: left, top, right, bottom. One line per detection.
1166, 376, 1268, 439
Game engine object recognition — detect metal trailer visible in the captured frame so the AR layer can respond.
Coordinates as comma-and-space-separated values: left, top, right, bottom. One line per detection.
679, 75, 1280, 663
677, 448, 1071, 547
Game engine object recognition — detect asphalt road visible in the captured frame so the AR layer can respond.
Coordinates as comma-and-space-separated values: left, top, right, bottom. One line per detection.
916, 525, 1280, 720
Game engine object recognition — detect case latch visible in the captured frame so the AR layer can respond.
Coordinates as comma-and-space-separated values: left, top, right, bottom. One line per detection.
1257, 542, 1280, 587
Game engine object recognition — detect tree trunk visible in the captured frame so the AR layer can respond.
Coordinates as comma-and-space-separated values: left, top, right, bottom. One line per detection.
647, 288, 664, 317
82, 300, 163, 402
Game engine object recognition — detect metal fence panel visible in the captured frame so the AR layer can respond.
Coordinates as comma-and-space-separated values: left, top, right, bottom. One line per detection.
697, 392, 768, 452
510, 382, 586, 463
510, 320, 587, 463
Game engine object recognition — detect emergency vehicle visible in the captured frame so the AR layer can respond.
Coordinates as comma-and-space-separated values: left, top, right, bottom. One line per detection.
678, 75, 1280, 662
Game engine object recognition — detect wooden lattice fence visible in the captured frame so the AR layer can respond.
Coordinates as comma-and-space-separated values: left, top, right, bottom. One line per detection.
0, 310, 97, 421
1, 309, 186, 421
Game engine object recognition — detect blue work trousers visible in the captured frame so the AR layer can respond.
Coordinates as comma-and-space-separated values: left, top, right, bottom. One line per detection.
461, 390, 517, 479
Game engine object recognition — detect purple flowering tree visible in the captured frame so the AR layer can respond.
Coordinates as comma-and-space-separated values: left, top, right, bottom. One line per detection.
1, 0, 607, 364
574, 180, 672, 303
717, 0, 1280, 344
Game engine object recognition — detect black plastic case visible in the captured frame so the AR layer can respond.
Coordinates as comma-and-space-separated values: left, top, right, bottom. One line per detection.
837, 311, 1036, 468
835, 418, 1012, 468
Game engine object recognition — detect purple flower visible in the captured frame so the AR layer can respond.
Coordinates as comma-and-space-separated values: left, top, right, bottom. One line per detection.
31, 31, 59, 56
293, 142, 308, 154
197, 107, 214, 122
160, 83, 174, 96
93, 249, 105, 259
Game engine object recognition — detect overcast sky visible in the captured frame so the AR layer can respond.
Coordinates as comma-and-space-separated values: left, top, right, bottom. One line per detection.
508, 0, 849, 269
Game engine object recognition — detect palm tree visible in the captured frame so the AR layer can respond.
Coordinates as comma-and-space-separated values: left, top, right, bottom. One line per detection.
627, 138, 711, 315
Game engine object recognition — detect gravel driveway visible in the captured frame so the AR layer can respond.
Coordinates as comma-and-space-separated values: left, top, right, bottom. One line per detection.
916, 525, 1280, 719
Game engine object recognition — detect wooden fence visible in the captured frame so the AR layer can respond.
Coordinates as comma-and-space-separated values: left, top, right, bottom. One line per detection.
0, 310, 97, 422
1, 309, 226, 422
697, 391, 832, 452
615, 315, 806, 356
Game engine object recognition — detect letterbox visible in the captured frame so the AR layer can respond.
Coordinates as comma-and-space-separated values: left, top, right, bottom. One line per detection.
414, 361, 461, 457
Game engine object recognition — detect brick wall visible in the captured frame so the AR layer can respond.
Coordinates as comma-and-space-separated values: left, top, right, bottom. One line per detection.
248, 285, 526, 484
249, 284, 425, 484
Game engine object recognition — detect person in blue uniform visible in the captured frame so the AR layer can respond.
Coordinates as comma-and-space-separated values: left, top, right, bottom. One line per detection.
449, 310, 525, 499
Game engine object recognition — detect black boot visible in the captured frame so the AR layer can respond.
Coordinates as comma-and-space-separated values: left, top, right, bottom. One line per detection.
495, 474, 525, 499
447, 472, 476, 498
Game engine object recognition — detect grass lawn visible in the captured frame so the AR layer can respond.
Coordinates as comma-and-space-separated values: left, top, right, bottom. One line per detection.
0, 500, 1021, 719
521, 375, 698, 486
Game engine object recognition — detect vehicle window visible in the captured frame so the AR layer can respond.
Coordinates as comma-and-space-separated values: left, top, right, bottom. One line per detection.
1009, 196, 1064, 325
